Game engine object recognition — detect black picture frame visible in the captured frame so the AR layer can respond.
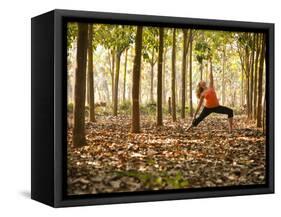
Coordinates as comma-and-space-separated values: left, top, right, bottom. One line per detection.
31, 9, 274, 207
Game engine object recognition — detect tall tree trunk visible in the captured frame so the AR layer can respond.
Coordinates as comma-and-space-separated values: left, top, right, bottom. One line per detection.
86, 73, 90, 106
87, 24, 95, 122
257, 34, 265, 128
249, 34, 256, 119
181, 29, 188, 119
238, 46, 245, 109
247, 75, 250, 118
263, 95, 266, 134
241, 67, 244, 108
73, 23, 88, 147
222, 46, 226, 105
189, 30, 193, 117
162, 48, 166, 106
113, 52, 121, 116
171, 29, 177, 122
123, 48, 128, 102
150, 48, 155, 103
131, 26, 143, 133
157, 28, 164, 126
111, 50, 115, 104
254, 33, 261, 119
245, 39, 250, 119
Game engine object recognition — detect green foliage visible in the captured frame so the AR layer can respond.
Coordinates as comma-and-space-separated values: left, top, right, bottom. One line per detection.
115, 170, 189, 189
119, 100, 132, 114
142, 27, 159, 63
67, 23, 78, 52
140, 103, 157, 115
96, 24, 135, 54
237, 32, 256, 53
195, 40, 211, 63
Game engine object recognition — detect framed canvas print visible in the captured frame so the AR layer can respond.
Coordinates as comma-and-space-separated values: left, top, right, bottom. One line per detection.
31, 9, 274, 207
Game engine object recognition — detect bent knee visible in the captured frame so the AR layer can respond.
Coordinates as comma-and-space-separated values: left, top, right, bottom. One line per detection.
228, 109, 234, 118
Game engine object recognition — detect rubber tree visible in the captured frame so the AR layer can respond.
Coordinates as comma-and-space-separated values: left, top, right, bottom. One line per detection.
143, 27, 159, 103
181, 29, 192, 119
171, 28, 177, 122
96, 25, 133, 115
157, 27, 164, 126
131, 26, 143, 133
73, 23, 88, 147
87, 24, 96, 122
257, 33, 266, 127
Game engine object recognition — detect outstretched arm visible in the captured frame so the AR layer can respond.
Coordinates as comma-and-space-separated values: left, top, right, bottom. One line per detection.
193, 96, 204, 119
209, 59, 214, 88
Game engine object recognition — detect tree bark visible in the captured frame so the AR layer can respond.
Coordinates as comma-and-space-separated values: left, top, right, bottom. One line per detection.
263, 94, 266, 134
222, 46, 226, 105
123, 48, 128, 102
257, 34, 265, 127
111, 50, 115, 104
249, 34, 256, 119
87, 24, 95, 122
254, 33, 261, 119
157, 28, 164, 126
150, 48, 155, 103
171, 29, 177, 122
73, 23, 88, 147
113, 52, 121, 116
245, 37, 250, 119
241, 66, 244, 107
168, 97, 171, 114
131, 26, 143, 133
162, 48, 167, 106
189, 30, 193, 117
238, 46, 245, 108
181, 29, 188, 119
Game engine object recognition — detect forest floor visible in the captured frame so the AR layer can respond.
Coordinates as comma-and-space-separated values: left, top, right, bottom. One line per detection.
67, 114, 266, 195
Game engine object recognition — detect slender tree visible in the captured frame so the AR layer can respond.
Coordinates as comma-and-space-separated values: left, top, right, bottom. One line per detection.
73, 23, 88, 147
249, 34, 256, 119
171, 29, 177, 122
181, 29, 188, 119
150, 48, 155, 103
257, 33, 265, 127
110, 50, 116, 104
87, 24, 95, 122
112, 27, 133, 116
245, 34, 251, 119
222, 46, 226, 105
131, 26, 143, 133
123, 48, 128, 102
113, 51, 122, 116
162, 47, 167, 105
157, 28, 164, 126
253, 33, 261, 119
189, 30, 193, 117
143, 28, 158, 103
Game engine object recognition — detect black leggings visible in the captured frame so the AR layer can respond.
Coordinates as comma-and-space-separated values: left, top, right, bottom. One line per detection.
192, 105, 233, 127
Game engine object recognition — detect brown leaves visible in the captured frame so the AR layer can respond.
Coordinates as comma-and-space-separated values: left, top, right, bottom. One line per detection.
67, 114, 266, 195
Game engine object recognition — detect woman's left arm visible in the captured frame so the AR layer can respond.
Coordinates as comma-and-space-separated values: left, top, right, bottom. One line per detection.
193, 96, 204, 119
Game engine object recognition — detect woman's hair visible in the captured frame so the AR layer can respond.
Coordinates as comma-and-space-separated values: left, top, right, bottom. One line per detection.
196, 82, 204, 99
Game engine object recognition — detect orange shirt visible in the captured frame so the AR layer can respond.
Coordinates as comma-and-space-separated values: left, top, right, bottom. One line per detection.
202, 87, 219, 108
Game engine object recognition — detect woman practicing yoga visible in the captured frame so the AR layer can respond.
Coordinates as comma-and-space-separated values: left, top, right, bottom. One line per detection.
189, 61, 234, 133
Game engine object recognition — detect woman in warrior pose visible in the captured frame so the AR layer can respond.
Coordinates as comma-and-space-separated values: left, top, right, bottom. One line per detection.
189, 60, 234, 133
